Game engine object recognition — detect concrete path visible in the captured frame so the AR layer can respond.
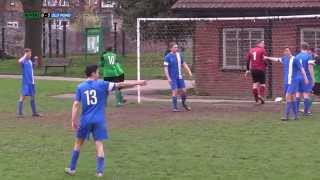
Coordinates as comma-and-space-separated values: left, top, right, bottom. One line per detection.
0, 75, 194, 92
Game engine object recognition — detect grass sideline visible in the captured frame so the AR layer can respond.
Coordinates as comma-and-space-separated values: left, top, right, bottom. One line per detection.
1, 79, 320, 180
0, 52, 192, 80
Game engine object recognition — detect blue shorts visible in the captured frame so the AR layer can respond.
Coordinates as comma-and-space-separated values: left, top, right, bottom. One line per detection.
77, 122, 108, 141
21, 84, 35, 96
170, 78, 186, 90
297, 78, 313, 93
284, 83, 298, 95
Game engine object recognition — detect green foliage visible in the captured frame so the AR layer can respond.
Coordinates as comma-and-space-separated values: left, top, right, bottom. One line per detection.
117, 0, 178, 36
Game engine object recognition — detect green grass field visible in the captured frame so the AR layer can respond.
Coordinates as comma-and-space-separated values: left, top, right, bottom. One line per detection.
1, 78, 320, 180
0, 52, 194, 80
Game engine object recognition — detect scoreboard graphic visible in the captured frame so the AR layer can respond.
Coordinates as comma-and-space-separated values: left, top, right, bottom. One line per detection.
24, 11, 72, 20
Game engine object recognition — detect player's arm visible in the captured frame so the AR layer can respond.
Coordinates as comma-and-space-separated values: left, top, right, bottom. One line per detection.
114, 80, 147, 90
183, 63, 192, 78
264, 56, 282, 63
300, 67, 309, 85
309, 61, 315, 86
18, 54, 27, 63
163, 57, 172, 83
71, 101, 80, 130
245, 52, 251, 77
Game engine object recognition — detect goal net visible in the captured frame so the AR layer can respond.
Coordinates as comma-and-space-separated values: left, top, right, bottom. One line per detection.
136, 15, 320, 103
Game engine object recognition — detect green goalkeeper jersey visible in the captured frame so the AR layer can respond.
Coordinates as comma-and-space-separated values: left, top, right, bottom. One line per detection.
100, 51, 124, 77
314, 64, 320, 83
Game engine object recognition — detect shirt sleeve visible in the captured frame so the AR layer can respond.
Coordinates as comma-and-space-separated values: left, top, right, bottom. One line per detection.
105, 81, 116, 92
74, 87, 81, 102
164, 55, 170, 66
308, 54, 315, 65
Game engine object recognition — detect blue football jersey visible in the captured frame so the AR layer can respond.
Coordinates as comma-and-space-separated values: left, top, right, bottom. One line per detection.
75, 80, 115, 124
295, 52, 314, 80
281, 56, 302, 85
20, 58, 35, 85
164, 52, 185, 80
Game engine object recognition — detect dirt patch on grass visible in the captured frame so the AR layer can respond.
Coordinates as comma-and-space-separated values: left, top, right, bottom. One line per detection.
4, 101, 318, 130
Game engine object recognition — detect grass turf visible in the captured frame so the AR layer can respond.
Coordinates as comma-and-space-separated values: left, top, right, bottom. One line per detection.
0, 79, 320, 180
0, 51, 195, 80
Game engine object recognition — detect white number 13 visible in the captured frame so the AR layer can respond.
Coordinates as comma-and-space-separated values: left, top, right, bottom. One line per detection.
84, 90, 97, 105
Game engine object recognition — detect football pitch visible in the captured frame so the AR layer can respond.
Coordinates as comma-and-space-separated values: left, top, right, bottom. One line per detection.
1, 79, 320, 180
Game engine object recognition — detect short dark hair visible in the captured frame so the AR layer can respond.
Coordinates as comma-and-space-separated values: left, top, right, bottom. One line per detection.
24, 48, 32, 53
301, 42, 309, 50
85, 64, 98, 77
169, 42, 177, 49
106, 47, 113, 52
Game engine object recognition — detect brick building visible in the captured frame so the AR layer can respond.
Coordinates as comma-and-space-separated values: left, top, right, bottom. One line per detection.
172, 0, 320, 98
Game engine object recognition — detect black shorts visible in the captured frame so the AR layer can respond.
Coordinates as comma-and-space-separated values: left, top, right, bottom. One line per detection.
251, 69, 266, 84
103, 74, 125, 83
313, 83, 320, 96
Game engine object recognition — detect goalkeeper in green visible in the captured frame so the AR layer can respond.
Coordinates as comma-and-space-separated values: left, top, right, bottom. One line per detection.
100, 47, 126, 106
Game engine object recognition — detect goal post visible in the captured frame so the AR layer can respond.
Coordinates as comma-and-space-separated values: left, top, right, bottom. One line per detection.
136, 14, 320, 103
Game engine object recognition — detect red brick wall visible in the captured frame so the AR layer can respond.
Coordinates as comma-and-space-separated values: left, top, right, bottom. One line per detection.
194, 19, 320, 98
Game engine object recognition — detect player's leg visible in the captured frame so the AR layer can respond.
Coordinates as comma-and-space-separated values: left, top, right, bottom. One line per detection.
258, 70, 266, 104
177, 79, 191, 111
17, 95, 26, 117
93, 122, 108, 177
170, 79, 179, 112
303, 92, 312, 116
250, 70, 260, 103
281, 93, 292, 121
117, 74, 126, 104
65, 138, 85, 175
171, 89, 179, 112
30, 84, 41, 117
65, 123, 90, 175
95, 141, 105, 177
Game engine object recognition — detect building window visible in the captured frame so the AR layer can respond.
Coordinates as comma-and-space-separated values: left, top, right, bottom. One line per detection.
301, 28, 320, 49
222, 28, 264, 70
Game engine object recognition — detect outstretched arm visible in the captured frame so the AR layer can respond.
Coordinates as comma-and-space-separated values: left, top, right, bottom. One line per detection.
115, 80, 147, 90
264, 56, 281, 63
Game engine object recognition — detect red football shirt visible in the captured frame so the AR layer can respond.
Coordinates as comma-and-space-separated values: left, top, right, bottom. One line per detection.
247, 47, 267, 71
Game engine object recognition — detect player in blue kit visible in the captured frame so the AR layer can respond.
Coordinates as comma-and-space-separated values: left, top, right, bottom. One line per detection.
164, 42, 192, 112
295, 43, 315, 116
265, 47, 308, 121
16, 48, 41, 118
65, 65, 146, 177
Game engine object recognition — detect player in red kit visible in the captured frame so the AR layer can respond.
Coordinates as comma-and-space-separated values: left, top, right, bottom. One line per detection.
245, 40, 267, 104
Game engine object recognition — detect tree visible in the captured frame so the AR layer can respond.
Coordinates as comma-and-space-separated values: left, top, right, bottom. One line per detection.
117, 0, 178, 36
20, 0, 42, 63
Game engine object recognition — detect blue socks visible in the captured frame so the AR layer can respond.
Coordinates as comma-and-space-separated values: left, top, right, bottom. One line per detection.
292, 101, 298, 118
30, 97, 37, 115
96, 156, 105, 174
304, 98, 311, 114
172, 96, 177, 110
17, 101, 23, 115
295, 98, 300, 114
69, 150, 80, 171
284, 102, 292, 118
